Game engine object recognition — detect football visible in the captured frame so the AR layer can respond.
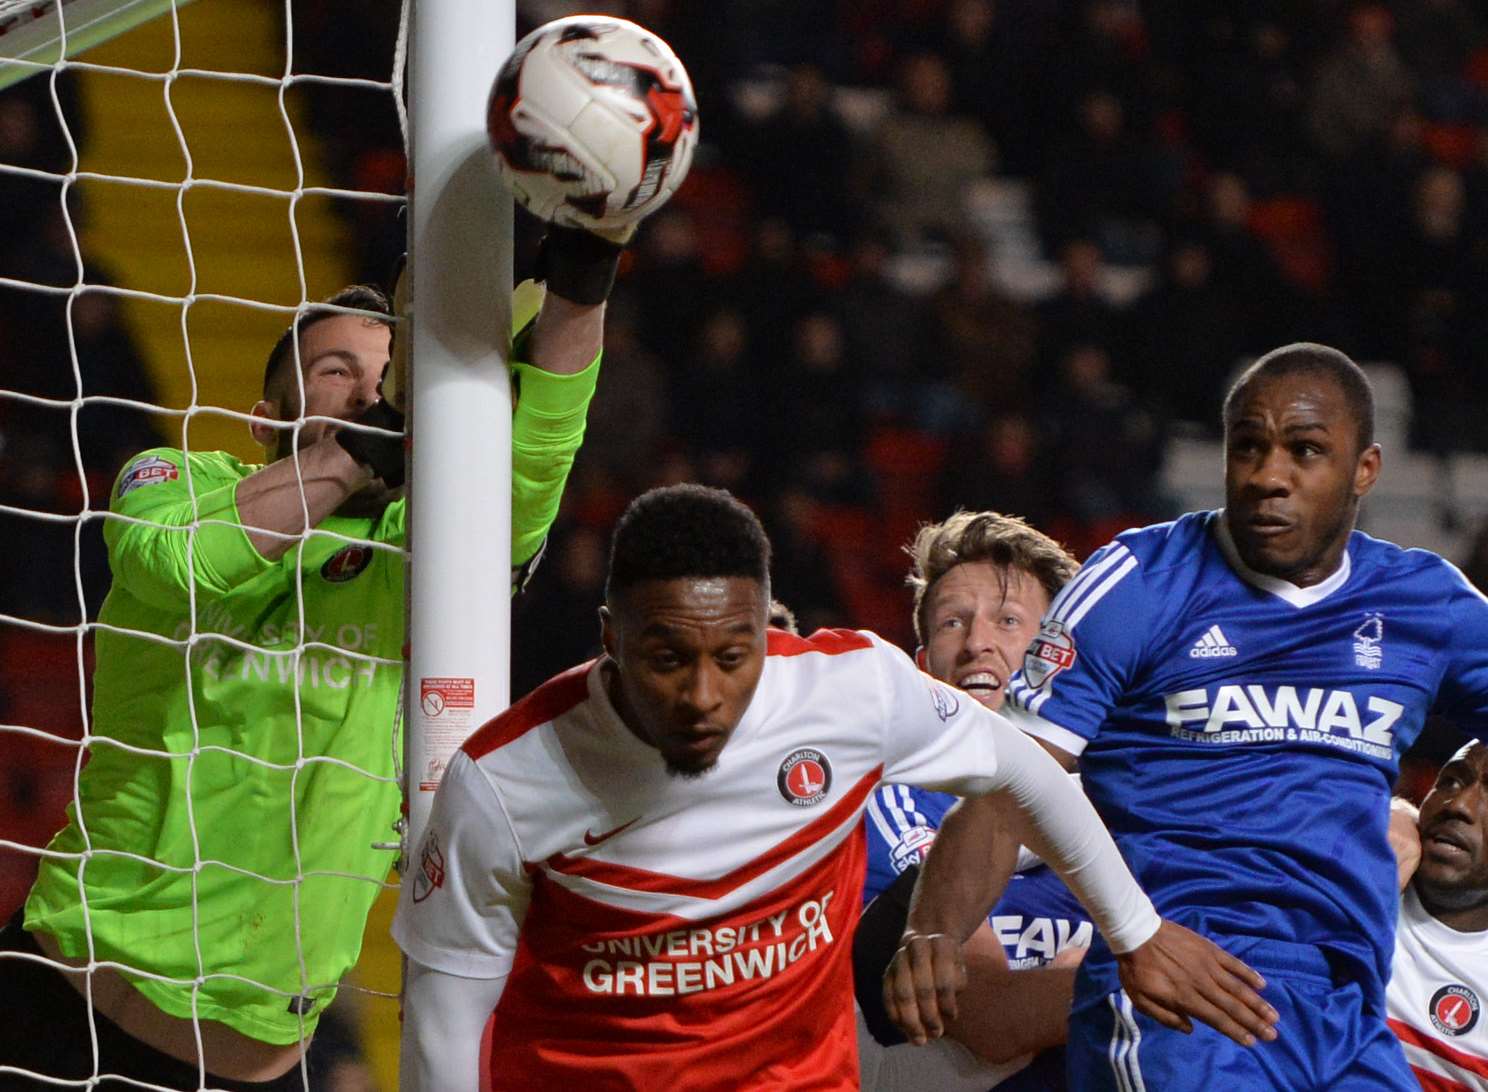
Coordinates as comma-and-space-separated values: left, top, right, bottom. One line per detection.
486, 16, 699, 232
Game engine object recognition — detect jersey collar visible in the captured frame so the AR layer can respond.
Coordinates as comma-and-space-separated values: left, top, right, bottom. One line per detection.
1404, 883, 1488, 948
1214, 511, 1352, 609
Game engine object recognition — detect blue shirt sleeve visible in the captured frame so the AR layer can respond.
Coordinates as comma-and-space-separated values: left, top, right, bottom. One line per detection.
1005, 539, 1153, 757
1435, 562, 1488, 732
860, 783, 954, 907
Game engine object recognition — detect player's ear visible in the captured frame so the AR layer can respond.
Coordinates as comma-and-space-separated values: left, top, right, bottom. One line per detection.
249, 400, 280, 450
914, 646, 928, 671
599, 605, 616, 660
1353, 442, 1382, 499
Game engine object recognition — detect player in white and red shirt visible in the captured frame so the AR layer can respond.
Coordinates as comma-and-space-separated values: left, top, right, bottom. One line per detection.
1388, 740, 1488, 1091
393, 484, 1278, 1091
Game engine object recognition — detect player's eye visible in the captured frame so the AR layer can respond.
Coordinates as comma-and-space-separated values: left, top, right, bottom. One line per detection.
648, 651, 683, 670
938, 616, 963, 631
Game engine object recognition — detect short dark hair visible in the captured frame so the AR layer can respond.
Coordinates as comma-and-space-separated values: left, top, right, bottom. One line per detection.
907, 511, 1078, 644
1223, 342, 1376, 453
262, 284, 392, 400
606, 484, 771, 600
768, 599, 800, 634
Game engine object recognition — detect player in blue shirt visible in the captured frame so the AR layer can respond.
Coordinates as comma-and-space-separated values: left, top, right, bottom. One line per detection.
886, 343, 1487, 1089
855, 511, 1091, 1089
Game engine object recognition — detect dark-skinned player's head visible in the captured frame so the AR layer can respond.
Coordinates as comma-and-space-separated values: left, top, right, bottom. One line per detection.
1221, 343, 1381, 587
1414, 739, 1488, 931
602, 484, 772, 778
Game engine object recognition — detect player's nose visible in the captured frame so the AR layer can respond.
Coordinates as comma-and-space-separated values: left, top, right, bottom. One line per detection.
680, 663, 725, 714
1248, 447, 1293, 494
963, 613, 999, 654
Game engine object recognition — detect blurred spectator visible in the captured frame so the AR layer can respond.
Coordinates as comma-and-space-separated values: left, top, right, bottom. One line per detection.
1035, 239, 1126, 376
762, 488, 847, 636
1037, 88, 1178, 261
1037, 342, 1166, 525
1324, 109, 1432, 349
936, 0, 1055, 176
1043, 0, 1157, 135
622, 207, 709, 368
734, 63, 859, 246
1127, 236, 1249, 430
1393, 0, 1485, 121
834, 233, 925, 384
1389, 166, 1488, 453
579, 301, 668, 484
720, 218, 822, 364
767, 311, 870, 503
1307, 4, 1415, 161
670, 307, 766, 495
859, 51, 995, 248
1176, 15, 1310, 191
511, 524, 608, 698
923, 237, 1037, 420
1195, 172, 1305, 348
939, 413, 1057, 530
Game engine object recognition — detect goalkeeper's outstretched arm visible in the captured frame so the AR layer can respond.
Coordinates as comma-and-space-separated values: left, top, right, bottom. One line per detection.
508, 224, 627, 576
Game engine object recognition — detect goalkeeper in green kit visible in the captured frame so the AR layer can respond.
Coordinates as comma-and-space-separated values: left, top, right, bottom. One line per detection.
0, 224, 628, 1090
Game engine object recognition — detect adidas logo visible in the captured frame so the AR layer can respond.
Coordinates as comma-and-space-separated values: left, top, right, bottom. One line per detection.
1189, 624, 1238, 658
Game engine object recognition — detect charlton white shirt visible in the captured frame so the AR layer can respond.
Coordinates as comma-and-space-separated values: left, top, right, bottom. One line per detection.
394, 628, 1047, 1090
1387, 884, 1488, 1091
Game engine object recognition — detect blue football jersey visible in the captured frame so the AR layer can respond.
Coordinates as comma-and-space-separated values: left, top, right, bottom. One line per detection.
863, 784, 1094, 968
1005, 510, 1488, 1010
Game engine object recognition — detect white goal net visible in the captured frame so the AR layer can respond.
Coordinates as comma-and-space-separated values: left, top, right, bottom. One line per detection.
0, 0, 412, 1087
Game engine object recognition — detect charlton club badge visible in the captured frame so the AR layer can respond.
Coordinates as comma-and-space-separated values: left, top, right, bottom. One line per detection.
778, 748, 832, 807
322, 544, 373, 583
1429, 984, 1481, 1037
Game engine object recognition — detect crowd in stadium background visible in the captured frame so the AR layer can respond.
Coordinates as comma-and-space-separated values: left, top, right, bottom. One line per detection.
3, 1, 1488, 1080
3, 0, 1486, 842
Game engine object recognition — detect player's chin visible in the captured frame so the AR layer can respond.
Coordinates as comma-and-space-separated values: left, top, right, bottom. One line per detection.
967, 687, 1005, 712
1234, 532, 1302, 575
662, 734, 727, 778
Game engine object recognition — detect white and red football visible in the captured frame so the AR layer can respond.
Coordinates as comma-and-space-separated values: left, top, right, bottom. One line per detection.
487, 16, 699, 231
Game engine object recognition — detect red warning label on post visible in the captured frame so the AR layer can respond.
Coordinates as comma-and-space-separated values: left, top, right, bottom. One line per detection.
418, 677, 476, 791
421, 676, 474, 716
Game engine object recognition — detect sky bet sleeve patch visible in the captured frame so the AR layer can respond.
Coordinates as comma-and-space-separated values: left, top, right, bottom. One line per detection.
117, 454, 179, 498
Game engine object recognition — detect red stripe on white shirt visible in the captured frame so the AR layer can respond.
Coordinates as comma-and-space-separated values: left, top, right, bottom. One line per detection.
463, 661, 592, 760
542, 765, 883, 900
1390, 1018, 1488, 1080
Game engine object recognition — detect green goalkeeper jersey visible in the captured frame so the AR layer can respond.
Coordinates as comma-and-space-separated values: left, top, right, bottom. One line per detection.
25, 348, 599, 1045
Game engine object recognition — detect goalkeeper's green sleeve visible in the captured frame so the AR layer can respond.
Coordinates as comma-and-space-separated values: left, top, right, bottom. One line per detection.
509, 345, 600, 581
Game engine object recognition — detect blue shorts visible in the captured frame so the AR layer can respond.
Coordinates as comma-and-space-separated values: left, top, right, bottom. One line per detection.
1066, 941, 1415, 1091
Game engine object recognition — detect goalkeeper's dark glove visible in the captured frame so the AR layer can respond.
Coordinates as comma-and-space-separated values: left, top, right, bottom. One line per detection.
535, 221, 635, 306
334, 400, 406, 488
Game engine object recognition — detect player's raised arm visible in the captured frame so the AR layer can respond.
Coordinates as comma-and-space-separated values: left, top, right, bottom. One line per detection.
506, 224, 629, 581
868, 635, 1278, 1049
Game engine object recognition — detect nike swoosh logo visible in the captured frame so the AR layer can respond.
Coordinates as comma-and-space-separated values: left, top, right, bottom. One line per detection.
583, 816, 640, 846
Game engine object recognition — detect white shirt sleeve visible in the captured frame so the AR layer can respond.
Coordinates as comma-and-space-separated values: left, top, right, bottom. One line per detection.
871, 633, 1160, 955
400, 958, 508, 1092
392, 749, 531, 979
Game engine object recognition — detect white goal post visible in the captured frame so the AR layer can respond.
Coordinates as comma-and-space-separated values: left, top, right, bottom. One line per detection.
0, 0, 518, 1085
403, 0, 516, 858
